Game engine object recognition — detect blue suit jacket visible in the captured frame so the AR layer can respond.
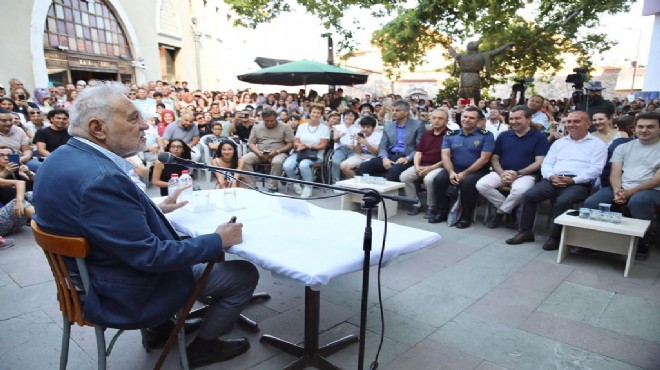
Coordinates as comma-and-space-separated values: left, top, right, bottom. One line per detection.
33, 139, 221, 329
377, 118, 426, 161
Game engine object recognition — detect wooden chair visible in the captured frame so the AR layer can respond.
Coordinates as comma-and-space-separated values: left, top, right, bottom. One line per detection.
31, 220, 189, 370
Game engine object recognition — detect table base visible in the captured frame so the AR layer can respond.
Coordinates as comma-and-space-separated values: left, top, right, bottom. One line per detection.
260, 287, 358, 370
557, 225, 639, 277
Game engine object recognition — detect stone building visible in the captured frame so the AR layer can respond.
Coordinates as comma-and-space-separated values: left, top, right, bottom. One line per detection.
0, 0, 246, 91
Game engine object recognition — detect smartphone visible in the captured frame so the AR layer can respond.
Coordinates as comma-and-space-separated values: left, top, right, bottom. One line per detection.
566, 210, 579, 217
357, 132, 365, 139
557, 124, 565, 134
262, 150, 271, 155
8, 154, 20, 165
18, 94, 26, 101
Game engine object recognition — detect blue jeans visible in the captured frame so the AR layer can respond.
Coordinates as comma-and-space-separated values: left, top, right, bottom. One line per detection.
330, 147, 354, 183
283, 153, 322, 182
584, 187, 660, 221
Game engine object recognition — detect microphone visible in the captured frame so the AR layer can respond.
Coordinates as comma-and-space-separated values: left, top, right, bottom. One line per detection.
155, 152, 417, 204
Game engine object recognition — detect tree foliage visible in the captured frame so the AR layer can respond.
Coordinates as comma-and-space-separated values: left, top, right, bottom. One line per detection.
224, 0, 633, 82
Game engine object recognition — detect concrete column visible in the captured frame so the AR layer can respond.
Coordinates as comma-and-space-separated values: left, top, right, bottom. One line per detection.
643, 13, 660, 91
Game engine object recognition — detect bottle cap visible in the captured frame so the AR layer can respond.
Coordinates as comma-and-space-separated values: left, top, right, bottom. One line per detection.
182, 170, 189, 175
171, 174, 179, 178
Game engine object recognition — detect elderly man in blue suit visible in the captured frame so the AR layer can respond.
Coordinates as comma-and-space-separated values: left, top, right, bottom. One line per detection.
33, 82, 258, 368
358, 100, 426, 181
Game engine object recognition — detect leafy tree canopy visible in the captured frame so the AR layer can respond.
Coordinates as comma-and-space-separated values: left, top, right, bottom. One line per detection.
224, 0, 633, 82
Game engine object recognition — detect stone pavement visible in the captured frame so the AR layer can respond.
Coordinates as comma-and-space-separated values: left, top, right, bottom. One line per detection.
1, 180, 659, 370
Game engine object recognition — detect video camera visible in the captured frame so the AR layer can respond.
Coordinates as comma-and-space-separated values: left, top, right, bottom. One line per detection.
512, 77, 534, 92
565, 66, 589, 107
565, 67, 588, 89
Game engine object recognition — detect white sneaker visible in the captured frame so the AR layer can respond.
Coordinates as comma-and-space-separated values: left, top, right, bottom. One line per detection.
301, 186, 313, 198
293, 183, 302, 195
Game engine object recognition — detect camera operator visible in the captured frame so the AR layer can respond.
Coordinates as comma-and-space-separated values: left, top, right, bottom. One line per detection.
575, 81, 615, 119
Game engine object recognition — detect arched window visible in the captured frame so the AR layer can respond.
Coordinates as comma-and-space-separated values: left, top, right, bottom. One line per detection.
44, 0, 132, 59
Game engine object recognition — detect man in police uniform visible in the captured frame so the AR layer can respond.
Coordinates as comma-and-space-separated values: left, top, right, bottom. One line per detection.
429, 106, 494, 228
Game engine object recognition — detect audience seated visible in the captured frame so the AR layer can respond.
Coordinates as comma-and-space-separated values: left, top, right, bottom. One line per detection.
583, 112, 660, 260
507, 111, 607, 250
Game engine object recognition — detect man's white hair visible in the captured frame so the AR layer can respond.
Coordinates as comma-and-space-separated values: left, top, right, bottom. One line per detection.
68, 81, 129, 137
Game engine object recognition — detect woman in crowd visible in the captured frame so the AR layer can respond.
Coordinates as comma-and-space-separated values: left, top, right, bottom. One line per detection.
0, 146, 34, 246
278, 110, 289, 123
158, 109, 176, 136
10, 87, 37, 121
274, 98, 287, 113
282, 103, 330, 198
0, 97, 18, 113
31, 88, 52, 113
63, 89, 77, 110
151, 139, 191, 196
592, 112, 628, 146
212, 140, 245, 189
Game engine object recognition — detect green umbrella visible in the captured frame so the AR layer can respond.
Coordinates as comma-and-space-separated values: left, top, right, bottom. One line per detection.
237, 60, 368, 86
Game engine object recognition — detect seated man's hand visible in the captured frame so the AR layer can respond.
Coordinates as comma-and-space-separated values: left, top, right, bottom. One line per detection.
158, 184, 191, 214
449, 171, 461, 185
396, 157, 409, 165
216, 222, 243, 250
382, 158, 392, 169
614, 188, 634, 204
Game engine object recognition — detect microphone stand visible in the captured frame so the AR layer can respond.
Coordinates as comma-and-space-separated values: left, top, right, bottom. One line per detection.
160, 154, 415, 369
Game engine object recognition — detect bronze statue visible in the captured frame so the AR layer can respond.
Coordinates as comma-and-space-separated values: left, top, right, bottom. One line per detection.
448, 40, 512, 102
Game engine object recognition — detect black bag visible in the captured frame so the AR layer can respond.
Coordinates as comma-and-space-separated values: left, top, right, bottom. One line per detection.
296, 148, 318, 162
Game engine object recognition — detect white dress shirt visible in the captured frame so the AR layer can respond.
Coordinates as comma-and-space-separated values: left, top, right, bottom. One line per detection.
541, 133, 607, 185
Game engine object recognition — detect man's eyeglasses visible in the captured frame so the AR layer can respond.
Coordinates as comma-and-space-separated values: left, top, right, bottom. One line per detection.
0, 118, 12, 123
29, 111, 41, 115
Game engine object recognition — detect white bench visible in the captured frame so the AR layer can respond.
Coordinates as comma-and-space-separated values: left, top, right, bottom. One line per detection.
554, 210, 651, 277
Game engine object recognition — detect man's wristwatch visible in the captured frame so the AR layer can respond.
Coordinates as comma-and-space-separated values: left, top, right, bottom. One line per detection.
516, 170, 522, 177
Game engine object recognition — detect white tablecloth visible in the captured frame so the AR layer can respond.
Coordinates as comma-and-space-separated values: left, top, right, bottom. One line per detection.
157, 189, 441, 289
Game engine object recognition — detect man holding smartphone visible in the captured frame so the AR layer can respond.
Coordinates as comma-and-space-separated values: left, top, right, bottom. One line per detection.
243, 109, 294, 191
0, 108, 33, 166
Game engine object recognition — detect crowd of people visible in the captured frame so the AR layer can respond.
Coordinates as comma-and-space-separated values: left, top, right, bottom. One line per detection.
0, 77, 658, 260
1, 76, 656, 367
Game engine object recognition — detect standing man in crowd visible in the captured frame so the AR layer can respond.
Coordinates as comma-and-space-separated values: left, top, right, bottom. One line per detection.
582, 111, 660, 260
162, 112, 200, 161
507, 111, 607, 250
242, 109, 294, 192
476, 106, 548, 229
358, 100, 425, 181
527, 95, 549, 129
400, 109, 449, 218
429, 107, 494, 228
33, 82, 258, 368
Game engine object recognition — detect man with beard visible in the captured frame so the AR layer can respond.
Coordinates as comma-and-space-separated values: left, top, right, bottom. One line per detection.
162, 112, 201, 161
576, 81, 615, 119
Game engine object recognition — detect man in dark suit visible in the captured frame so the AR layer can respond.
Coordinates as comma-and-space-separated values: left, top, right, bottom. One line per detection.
33, 82, 258, 368
358, 100, 426, 181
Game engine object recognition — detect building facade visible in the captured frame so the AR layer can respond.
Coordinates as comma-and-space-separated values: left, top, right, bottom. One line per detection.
0, 0, 244, 92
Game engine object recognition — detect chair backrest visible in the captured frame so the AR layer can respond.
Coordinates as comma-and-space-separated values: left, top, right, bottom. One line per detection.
31, 220, 92, 327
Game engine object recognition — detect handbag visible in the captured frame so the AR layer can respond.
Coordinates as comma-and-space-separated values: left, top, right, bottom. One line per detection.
296, 148, 318, 162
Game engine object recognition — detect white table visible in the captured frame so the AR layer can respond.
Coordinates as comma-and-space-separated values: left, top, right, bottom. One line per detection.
554, 210, 650, 277
335, 178, 406, 220
157, 188, 441, 369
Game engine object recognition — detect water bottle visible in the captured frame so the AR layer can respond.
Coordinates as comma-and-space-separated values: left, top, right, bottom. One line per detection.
179, 170, 193, 202
167, 173, 180, 196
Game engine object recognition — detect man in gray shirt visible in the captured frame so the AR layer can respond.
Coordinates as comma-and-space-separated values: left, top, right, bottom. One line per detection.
162, 112, 200, 161
583, 111, 660, 260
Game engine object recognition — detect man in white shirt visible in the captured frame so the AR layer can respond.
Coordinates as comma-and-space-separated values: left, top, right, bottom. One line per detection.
583, 112, 660, 260
484, 108, 509, 140
507, 110, 607, 250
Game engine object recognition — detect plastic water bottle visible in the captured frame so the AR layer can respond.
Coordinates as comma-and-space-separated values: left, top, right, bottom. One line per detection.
167, 173, 180, 197
179, 170, 193, 202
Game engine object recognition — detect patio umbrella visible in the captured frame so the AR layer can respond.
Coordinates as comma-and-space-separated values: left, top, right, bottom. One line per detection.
237, 60, 368, 86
